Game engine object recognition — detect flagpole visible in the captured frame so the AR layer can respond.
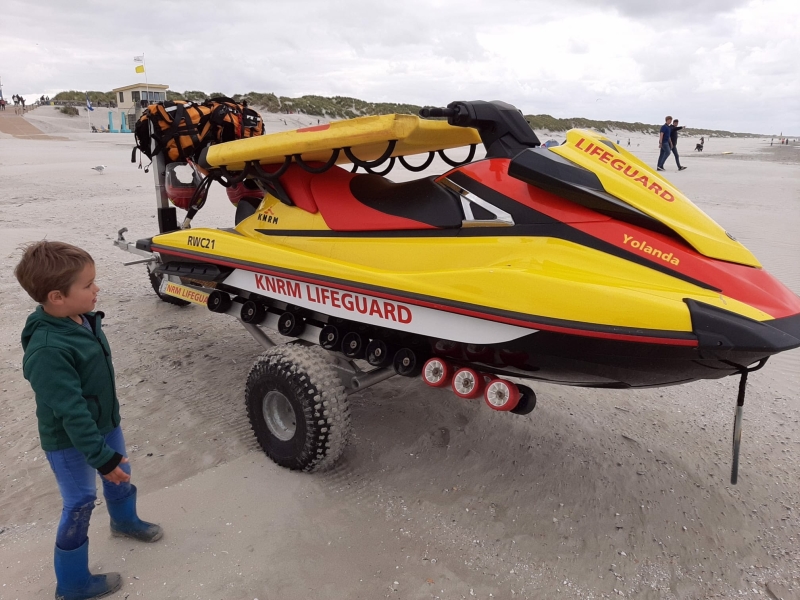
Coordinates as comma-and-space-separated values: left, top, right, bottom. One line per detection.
143, 53, 149, 106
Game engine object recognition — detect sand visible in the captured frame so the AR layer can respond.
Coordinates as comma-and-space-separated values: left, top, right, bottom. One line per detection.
0, 106, 798, 600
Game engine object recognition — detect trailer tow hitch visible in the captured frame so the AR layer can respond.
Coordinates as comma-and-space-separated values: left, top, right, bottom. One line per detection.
113, 227, 157, 264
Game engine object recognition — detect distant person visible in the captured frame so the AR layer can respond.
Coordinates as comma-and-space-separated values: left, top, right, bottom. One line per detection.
657, 115, 673, 171
627, 138, 630, 146
669, 119, 687, 170
15, 241, 163, 600
695, 135, 705, 151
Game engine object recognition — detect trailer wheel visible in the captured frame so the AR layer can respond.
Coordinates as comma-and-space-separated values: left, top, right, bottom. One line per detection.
422, 357, 452, 388
245, 345, 350, 472
452, 367, 484, 399
484, 379, 520, 411
147, 268, 190, 307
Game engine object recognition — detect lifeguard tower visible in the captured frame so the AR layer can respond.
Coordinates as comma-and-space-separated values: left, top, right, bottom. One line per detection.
112, 82, 169, 132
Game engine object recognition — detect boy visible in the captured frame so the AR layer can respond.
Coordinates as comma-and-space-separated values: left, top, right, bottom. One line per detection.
15, 241, 162, 600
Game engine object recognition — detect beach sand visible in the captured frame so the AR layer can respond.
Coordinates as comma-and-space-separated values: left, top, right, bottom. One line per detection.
0, 107, 798, 600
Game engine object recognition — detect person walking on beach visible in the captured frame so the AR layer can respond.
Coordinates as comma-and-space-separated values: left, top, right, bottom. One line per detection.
669, 119, 687, 171
657, 116, 673, 171
15, 241, 163, 600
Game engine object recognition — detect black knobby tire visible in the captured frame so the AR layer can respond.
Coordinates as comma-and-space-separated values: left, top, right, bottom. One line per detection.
148, 268, 190, 307
245, 345, 350, 472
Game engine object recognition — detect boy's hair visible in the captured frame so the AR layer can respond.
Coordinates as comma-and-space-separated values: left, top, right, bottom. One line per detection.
14, 241, 94, 303
665, 116, 672, 121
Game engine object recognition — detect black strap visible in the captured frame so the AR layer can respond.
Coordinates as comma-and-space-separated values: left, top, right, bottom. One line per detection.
165, 104, 189, 161
164, 104, 186, 147
184, 175, 214, 220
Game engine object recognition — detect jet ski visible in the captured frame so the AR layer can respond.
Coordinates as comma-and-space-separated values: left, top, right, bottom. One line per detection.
116, 100, 800, 480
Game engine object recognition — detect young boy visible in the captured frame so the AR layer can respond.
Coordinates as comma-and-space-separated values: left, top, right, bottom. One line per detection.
15, 241, 162, 600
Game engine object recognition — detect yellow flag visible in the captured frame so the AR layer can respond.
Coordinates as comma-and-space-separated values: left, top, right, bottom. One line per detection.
135, 65, 145, 74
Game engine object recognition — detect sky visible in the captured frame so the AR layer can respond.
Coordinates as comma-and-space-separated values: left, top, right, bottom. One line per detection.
0, 0, 797, 134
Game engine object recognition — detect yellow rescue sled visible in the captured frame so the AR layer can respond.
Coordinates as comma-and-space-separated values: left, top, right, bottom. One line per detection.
203, 113, 481, 171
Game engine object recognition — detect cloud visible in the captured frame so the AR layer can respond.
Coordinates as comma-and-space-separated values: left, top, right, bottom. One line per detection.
0, 0, 797, 133
568, 0, 750, 17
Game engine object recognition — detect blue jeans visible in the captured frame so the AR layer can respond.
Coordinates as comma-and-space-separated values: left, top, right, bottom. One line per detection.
657, 144, 672, 168
45, 426, 131, 550
671, 146, 682, 168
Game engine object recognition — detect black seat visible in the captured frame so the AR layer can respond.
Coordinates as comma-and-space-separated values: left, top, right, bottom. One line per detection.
235, 197, 261, 225
349, 175, 463, 229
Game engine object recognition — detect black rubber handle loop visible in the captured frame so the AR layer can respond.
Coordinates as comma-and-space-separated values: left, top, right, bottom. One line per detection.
438, 144, 477, 167
364, 156, 395, 176
294, 148, 340, 174
248, 156, 292, 182
398, 152, 435, 172
344, 140, 397, 169
216, 164, 249, 187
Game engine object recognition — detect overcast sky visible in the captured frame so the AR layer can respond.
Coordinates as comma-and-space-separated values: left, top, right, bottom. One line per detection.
1, 0, 797, 134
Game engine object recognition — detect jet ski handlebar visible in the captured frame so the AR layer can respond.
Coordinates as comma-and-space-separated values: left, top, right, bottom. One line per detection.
420, 100, 541, 159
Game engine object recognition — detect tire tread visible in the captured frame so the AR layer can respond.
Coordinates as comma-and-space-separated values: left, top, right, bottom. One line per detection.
245, 345, 350, 472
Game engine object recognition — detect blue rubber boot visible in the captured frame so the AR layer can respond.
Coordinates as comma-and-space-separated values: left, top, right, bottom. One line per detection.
106, 485, 163, 543
54, 539, 121, 600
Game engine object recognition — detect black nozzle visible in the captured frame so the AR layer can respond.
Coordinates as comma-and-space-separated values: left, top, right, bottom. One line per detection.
419, 107, 456, 119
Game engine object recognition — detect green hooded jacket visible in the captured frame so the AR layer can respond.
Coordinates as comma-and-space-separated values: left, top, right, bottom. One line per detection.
21, 306, 121, 472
